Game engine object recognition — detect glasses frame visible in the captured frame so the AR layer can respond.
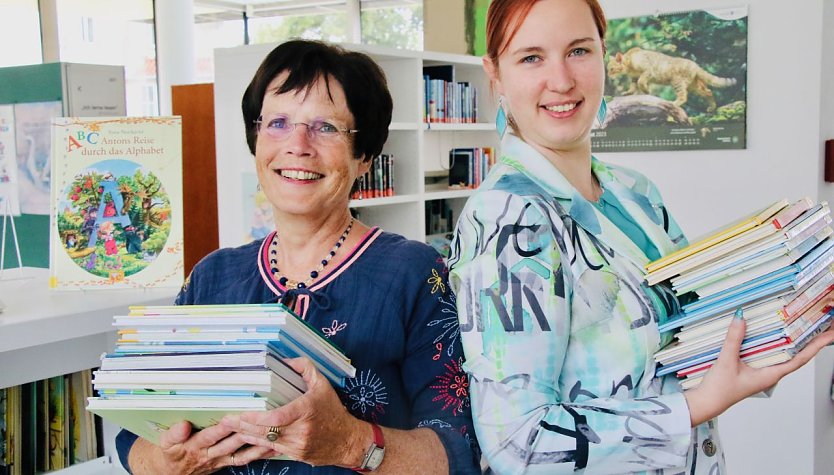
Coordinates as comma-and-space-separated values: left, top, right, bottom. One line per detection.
254, 115, 359, 143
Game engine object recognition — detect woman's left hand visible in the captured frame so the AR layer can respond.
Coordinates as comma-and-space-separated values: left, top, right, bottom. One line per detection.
222, 357, 368, 468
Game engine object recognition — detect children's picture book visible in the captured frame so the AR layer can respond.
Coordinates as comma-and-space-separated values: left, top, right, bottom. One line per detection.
88, 304, 354, 451
49, 117, 183, 290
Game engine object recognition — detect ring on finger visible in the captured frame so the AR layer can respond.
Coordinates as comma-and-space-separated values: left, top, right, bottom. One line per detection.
229, 453, 236, 466
265, 425, 282, 442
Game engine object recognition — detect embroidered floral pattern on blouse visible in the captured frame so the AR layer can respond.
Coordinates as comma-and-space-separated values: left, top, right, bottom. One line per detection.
430, 358, 470, 416
227, 460, 279, 475
342, 370, 389, 420
427, 294, 460, 359
427, 268, 446, 294
321, 319, 346, 338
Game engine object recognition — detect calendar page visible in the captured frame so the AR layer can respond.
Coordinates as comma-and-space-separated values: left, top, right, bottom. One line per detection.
593, 6, 748, 152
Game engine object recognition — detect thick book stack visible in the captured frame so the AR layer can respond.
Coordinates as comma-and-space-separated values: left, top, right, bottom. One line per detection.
87, 304, 355, 444
647, 198, 834, 389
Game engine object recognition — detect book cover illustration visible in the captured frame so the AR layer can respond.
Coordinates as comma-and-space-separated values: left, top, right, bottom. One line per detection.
15, 101, 62, 215
49, 117, 183, 289
0, 105, 20, 217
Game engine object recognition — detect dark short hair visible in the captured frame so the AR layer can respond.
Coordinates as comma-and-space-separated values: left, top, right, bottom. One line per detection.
242, 40, 393, 162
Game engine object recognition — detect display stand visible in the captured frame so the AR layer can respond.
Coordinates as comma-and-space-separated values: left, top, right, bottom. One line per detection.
0, 198, 23, 279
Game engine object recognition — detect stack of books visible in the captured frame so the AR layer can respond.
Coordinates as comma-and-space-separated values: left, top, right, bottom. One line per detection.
86, 304, 355, 444
647, 198, 834, 389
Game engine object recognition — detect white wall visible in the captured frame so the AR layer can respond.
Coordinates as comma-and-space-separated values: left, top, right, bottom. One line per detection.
597, 1, 834, 474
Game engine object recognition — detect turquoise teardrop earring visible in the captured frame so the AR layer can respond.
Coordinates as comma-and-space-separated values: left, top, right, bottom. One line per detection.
594, 97, 608, 128
495, 96, 508, 140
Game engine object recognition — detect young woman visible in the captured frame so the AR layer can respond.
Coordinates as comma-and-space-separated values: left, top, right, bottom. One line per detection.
449, 1, 834, 473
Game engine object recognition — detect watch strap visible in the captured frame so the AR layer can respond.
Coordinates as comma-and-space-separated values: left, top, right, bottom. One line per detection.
352, 422, 385, 472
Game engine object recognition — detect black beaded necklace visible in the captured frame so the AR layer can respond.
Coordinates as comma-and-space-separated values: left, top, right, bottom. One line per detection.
268, 217, 354, 289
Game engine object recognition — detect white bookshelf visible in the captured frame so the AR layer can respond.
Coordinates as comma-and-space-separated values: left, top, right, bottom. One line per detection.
213, 43, 497, 246
0, 267, 176, 473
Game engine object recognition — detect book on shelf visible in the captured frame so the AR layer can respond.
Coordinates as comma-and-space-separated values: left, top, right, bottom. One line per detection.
49, 116, 184, 290
352, 154, 394, 200
448, 147, 495, 189
87, 303, 355, 446
423, 65, 478, 124
649, 197, 834, 388
1, 370, 101, 474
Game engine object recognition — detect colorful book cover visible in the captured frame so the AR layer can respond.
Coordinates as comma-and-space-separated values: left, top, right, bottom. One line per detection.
47, 376, 64, 471
646, 198, 788, 274
49, 117, 183, 289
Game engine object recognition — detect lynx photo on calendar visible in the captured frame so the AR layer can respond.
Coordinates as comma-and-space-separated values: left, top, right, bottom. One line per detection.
49, 117, 183, 290
592, 7, 748, 152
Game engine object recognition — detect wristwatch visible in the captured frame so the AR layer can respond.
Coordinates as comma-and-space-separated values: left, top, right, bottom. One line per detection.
353, 422, 385, 472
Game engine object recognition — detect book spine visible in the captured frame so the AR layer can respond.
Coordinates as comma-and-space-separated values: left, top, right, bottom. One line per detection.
787, 312, 834, 355
772, 197, 814, 228
787, 227, 833, 261
795, 240, 834, 286
786, 303, 832, 341
783, 274, 834, 321
784, 208, 830, 241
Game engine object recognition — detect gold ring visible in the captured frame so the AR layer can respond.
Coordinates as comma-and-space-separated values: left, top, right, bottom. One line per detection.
265, 426, 281, 442
229, 453, 236, 466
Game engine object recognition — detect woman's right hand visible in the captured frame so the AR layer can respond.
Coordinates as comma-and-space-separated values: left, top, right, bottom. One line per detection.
684, 308, 834, 427
129, 421, 277, 474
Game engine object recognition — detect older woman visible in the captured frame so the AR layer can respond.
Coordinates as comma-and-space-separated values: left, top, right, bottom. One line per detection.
116, 40, 480, 475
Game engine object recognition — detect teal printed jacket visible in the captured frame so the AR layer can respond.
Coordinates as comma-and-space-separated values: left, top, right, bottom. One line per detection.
449, 134, 726, 474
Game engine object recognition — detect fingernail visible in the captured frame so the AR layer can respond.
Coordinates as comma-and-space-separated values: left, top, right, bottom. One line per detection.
734, 307, 744, 320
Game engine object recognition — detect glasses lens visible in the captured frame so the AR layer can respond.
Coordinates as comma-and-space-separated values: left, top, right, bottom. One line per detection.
258, 115, 351, 143
262, 115, 292, 139
309, 120, 342, 142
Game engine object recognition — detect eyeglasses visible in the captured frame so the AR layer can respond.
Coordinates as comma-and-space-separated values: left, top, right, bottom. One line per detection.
255, 114, 359, 144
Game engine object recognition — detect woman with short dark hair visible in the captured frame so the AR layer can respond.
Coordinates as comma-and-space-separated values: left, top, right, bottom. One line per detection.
116, 40, 480, 475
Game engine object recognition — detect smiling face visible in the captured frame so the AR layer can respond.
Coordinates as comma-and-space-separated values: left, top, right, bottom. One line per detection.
485, 0, 605, 157
255, 74, 369, 222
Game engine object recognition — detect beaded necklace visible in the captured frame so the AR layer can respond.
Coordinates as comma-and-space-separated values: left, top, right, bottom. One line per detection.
268, 217, 354, 289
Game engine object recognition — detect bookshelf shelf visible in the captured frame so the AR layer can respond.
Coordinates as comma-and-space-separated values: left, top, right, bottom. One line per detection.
424, 189, 475, 201
0, 267, 176, 390
214, 44, 497, 247
349, 193, 421, 208
389, 121, 421, 130
425, 123, 496, 132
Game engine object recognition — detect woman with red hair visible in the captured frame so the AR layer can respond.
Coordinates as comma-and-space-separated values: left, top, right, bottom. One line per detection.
449, 0, 834, 473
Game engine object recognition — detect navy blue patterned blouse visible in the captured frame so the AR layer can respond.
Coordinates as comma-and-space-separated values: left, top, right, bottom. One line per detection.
116, 228, 480, 474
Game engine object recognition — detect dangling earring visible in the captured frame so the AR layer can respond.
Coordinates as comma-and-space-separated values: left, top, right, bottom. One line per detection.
495, 95, 508, 140
594, 97, 608, 129
256, 182, 261, 191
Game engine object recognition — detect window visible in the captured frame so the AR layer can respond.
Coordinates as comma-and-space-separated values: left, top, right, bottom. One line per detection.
0, 0, 42, 67
193, 5, 245, 84
190, 0, 423, 82
249, 7, 348, 45
361, 0, 423, 51
55, 0, 157, 116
